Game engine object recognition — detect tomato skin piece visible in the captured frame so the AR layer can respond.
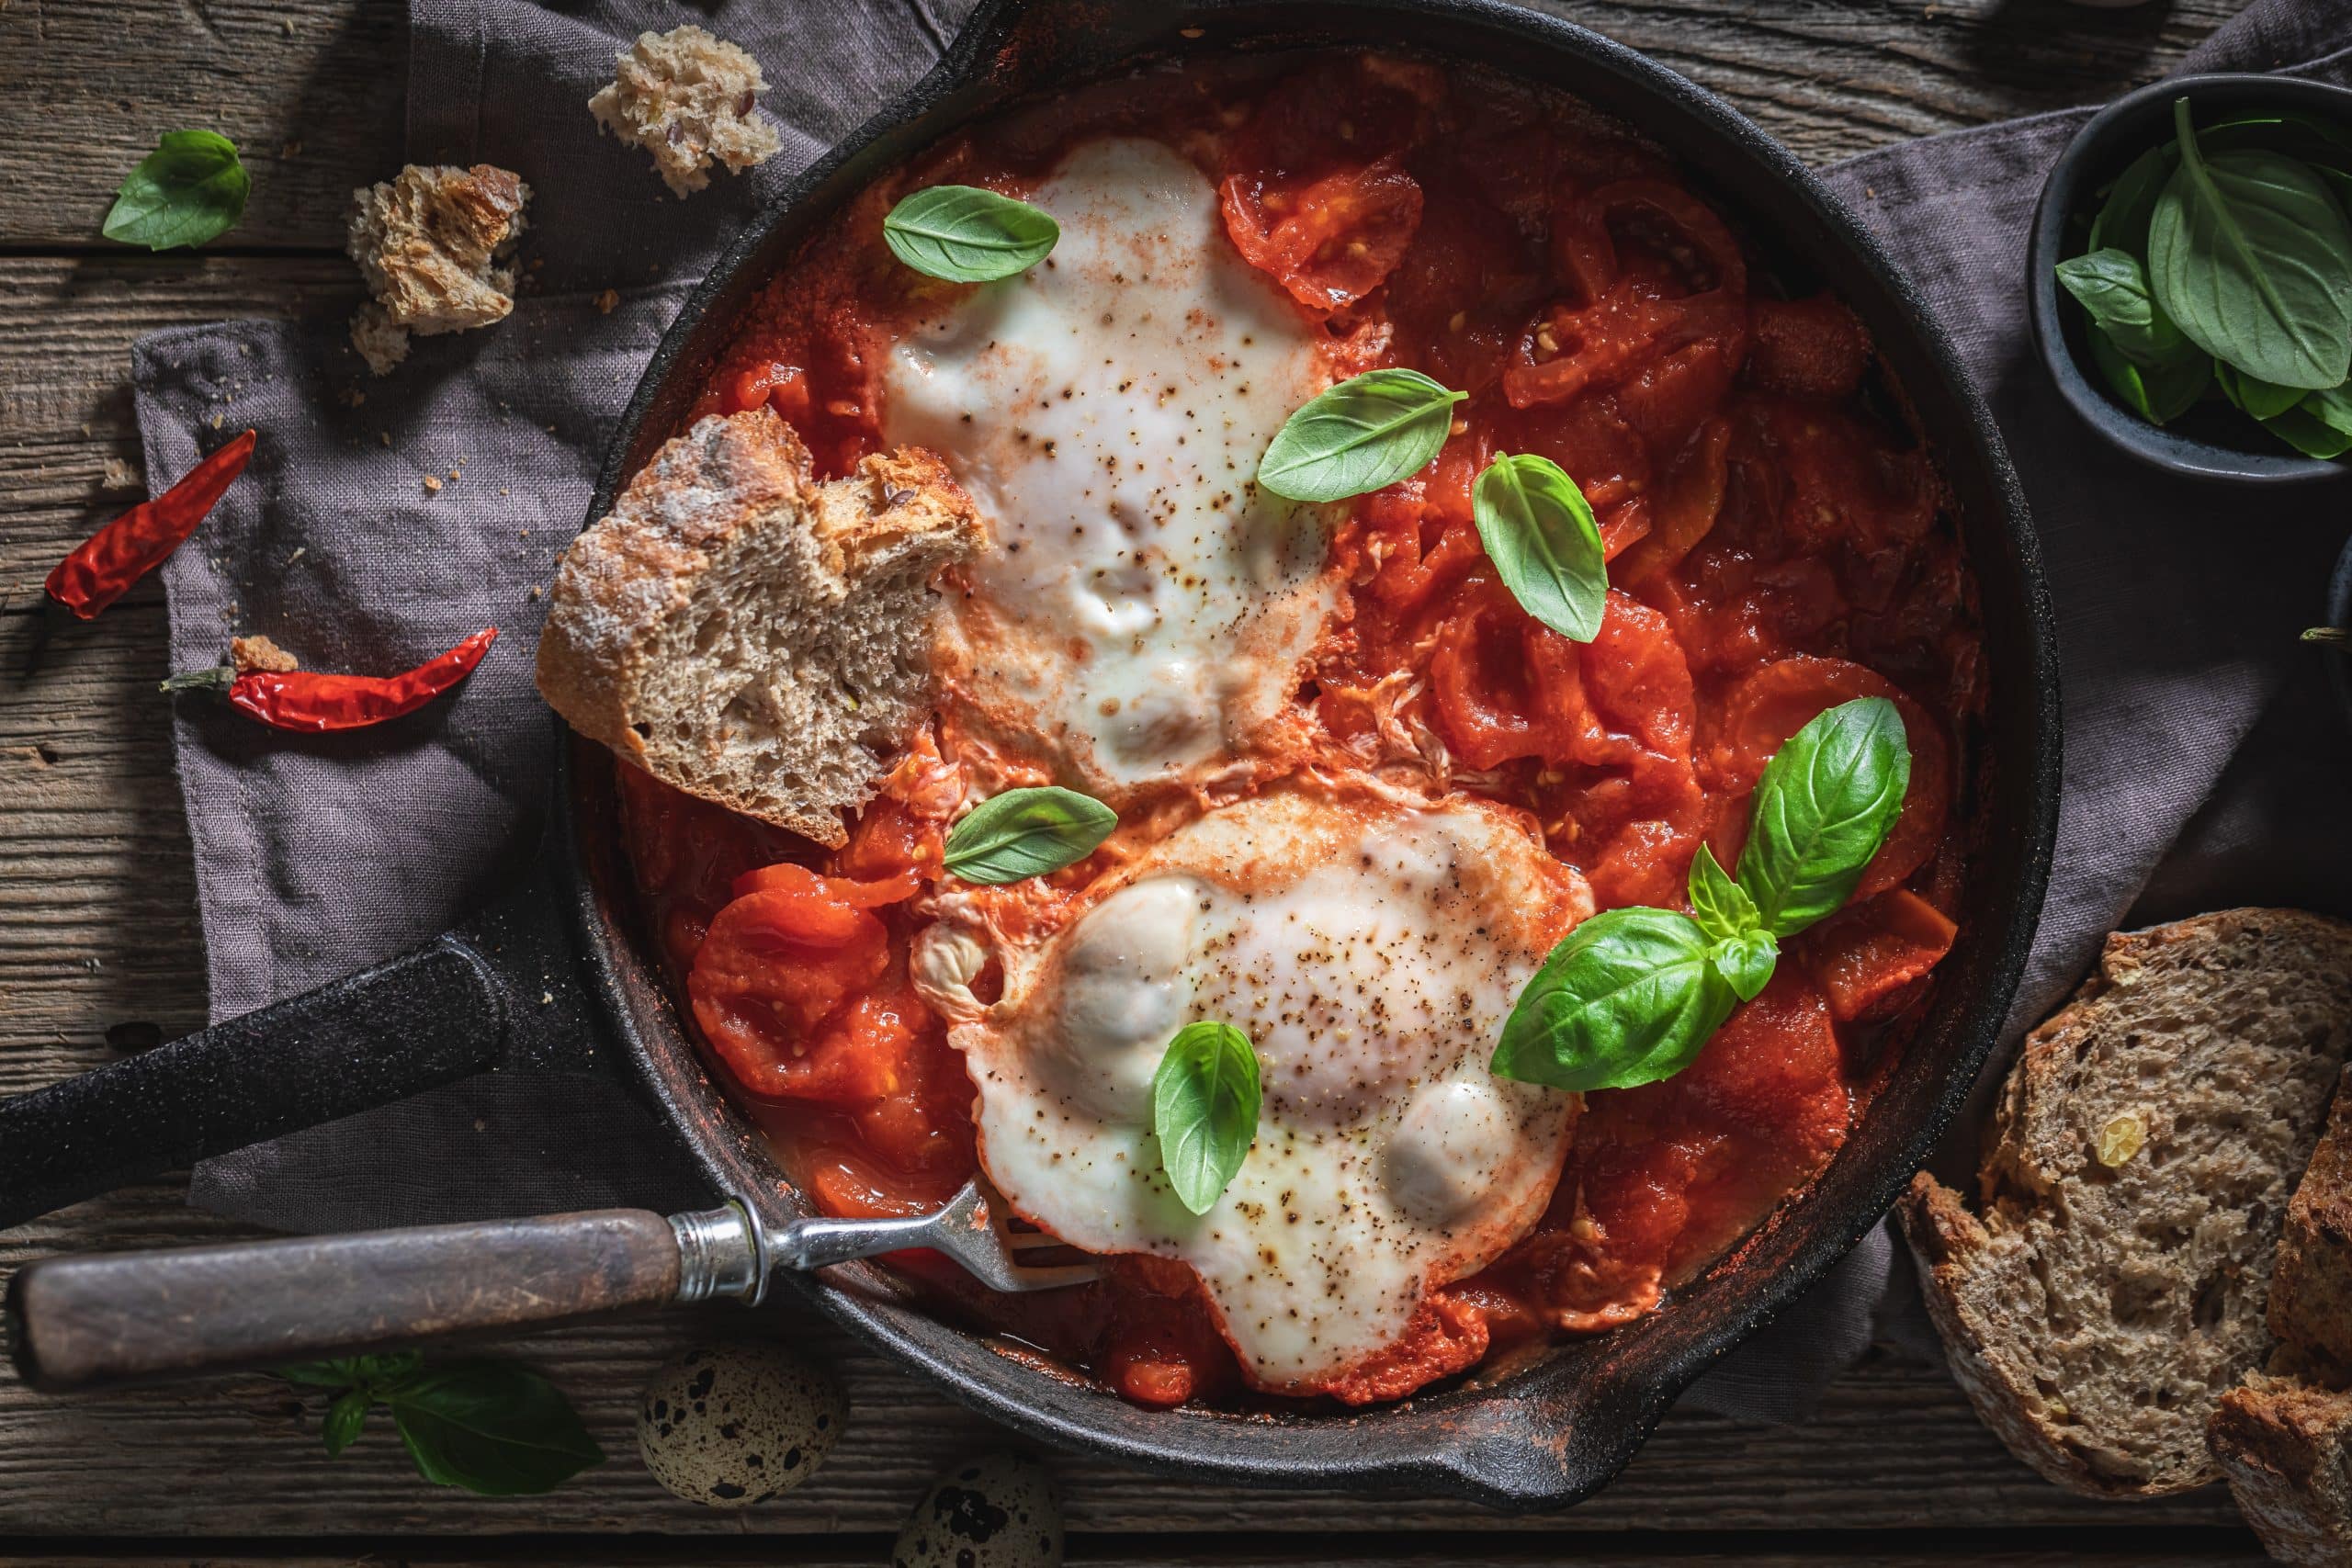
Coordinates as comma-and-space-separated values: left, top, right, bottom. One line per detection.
1218, 155, 1424, 311
1747, 294, 1871, 401
1799, 888, 1958, 1023
731, 859, 921, 908
689, 876, 902, 1102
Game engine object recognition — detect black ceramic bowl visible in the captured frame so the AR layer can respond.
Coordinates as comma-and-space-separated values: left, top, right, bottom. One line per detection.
571, 0, 2062, 1509
2028, 72, 2352, 484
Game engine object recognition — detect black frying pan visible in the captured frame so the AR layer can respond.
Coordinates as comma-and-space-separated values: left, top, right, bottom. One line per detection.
0, 0, 2060, 1510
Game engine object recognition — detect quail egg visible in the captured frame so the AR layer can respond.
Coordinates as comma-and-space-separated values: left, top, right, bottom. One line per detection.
893, 1451, 1064, 1568
636, 1341, 845, 1507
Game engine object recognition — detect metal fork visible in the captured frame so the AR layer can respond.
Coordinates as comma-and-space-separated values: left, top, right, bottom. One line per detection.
674, 1175, 1102, 1304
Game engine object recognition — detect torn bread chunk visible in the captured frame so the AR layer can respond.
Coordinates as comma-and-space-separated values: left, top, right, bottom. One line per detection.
536, 407, 980, 848
2273, 1073, 2352, 1371
589, 25, 784, 198
1898, 908, 2352, 1497
345, 164, 531, 375
2213, 1371, 2352, 1567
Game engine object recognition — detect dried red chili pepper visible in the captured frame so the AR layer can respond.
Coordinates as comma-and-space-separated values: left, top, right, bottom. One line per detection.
163, 628, 497, 732
46, 429, 257, 619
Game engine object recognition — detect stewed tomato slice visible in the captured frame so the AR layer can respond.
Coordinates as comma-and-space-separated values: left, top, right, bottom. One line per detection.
1798, 888, 1959, 1023
1218, 155, 1424, 311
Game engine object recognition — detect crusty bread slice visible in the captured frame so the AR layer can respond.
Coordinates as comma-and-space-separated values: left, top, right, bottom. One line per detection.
2212, 1371, 2352, 1566
1898, 908, 2352, 1497
2273, 1073, 2352, 1371
536, 406, 981, 848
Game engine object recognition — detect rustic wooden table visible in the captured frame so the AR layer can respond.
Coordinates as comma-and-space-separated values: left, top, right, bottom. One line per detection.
0, 0, 2280, 1562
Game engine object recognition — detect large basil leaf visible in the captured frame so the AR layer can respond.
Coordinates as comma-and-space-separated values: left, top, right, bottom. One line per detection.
2087, 327, 2211, 424
1736, 696, 1912, 939
2056, 247, 2189, 364
882, 185, 1058, 282
2089, 144, 2177, 256
2215, 361, 2310, 420
2263, 400, 2352, 458
1258, 368, 1466, 502
1471, 453, 1609, 642
1151, 1021, 1261, 1215
2149, 99, 2352, 390
103, 130, 250, 252
1490, 908, 1740, 1092
384, 1360, 607, 1497
944, 786, 1117, 885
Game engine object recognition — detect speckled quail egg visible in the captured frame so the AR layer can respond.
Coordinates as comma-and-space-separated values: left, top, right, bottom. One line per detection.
635, 1341, 845, 1507
892, 1451, 1065, 1568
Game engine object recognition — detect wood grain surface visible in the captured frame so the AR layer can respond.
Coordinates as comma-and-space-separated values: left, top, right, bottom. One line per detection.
0, 0, 2272, 1557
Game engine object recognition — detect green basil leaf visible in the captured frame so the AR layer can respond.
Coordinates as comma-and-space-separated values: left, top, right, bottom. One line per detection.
1736, 696, 1912, 939
2303, 383, 2352, 437
1710, 928, 1779, 1004
1150, 1021, 1261, 1215
323, 1390, 372, 1458
1258, 368, 1466, 502
2262, 401, 2352, 459
2055, 248, 2188, 364
2149, 99, 2352, 390
103, 130, 250, 252
2215, 361, 2310, 420
382, 1360, 605, 1496
2087, 327, 2211, 424
882, 185, 1058, 282
2089, 144, 2177, 255
1471, 453, 1609, 642
1687, 842, 1759, 946
944, 786, 1117, 884
277, 1351, 423, 1392
1490, 908, 1738, 1092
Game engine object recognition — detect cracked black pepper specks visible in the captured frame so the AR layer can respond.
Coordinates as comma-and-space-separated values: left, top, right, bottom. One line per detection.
893, 1451, 1064, 1568
635, 1341, 845, 1508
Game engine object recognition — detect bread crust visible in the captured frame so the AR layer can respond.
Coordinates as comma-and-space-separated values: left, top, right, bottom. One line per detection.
1899, 908, 2352, 1499
2212, 1375, 2352, 1566
536, 406, 980, 847
2274, 1074, 2352, 1371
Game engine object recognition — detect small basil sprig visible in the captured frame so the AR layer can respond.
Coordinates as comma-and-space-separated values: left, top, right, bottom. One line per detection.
104, 130, 250, 252
1492, 697, 1910, 1093
1472, 453, 1609, 643
1151, 1021, 1261, 1214
277, 1353, 605, 1495
2148, 97, 2352, 391
883, 185, 1058, 282
943, 785, 1116, 884
1258, 368, 1466, 502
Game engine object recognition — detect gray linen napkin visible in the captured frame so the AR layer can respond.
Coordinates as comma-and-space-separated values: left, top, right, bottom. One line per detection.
137, 0, 2351, 1426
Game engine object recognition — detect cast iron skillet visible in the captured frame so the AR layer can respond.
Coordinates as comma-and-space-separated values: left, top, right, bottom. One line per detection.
0, 0, 2059, 1510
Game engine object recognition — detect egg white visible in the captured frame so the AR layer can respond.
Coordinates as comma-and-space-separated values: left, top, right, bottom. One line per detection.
881, 137, 1335, 797
913, 788, 1592, 1394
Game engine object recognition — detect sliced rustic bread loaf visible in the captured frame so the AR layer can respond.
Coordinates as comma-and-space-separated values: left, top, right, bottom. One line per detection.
1898, 908, 2352, 1497
536, 406, 981, 848
2272, 1072, 2352, 1371
2212, 1370, 2352, 1566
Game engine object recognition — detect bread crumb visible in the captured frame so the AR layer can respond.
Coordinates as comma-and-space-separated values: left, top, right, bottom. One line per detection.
588, 25, 782, 198
99, 457, 141, 493
594, 288, 620, 314
209, 412, 225, 430
423, 474, 443, 494
231, 635, 300, 674
345, 164, 531, 376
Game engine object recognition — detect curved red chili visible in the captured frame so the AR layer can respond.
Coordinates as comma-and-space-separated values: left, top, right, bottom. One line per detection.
163, 628, 497, 732
47, 429, 257, 620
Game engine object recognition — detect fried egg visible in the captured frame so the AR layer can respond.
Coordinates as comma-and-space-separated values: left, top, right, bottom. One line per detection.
881, 138, 1335, 796
912, 788, 1592, 1394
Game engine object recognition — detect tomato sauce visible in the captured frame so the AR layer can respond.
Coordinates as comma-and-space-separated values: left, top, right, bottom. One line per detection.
619, 51, 1983, 1409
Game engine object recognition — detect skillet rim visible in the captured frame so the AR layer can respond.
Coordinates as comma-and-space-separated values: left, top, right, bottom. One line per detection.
552, 0, 2060, 1509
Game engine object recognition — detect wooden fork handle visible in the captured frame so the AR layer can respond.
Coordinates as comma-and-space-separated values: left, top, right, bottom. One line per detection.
8, 1209, 685, 1393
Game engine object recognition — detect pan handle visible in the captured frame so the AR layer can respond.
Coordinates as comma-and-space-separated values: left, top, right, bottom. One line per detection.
0, 865, 614, 1232
8, 1203, 763, 1393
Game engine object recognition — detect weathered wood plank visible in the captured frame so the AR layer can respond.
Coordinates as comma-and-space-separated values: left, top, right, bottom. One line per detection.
0, 1548, 2278, 1567
0, 0, 2247, 252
